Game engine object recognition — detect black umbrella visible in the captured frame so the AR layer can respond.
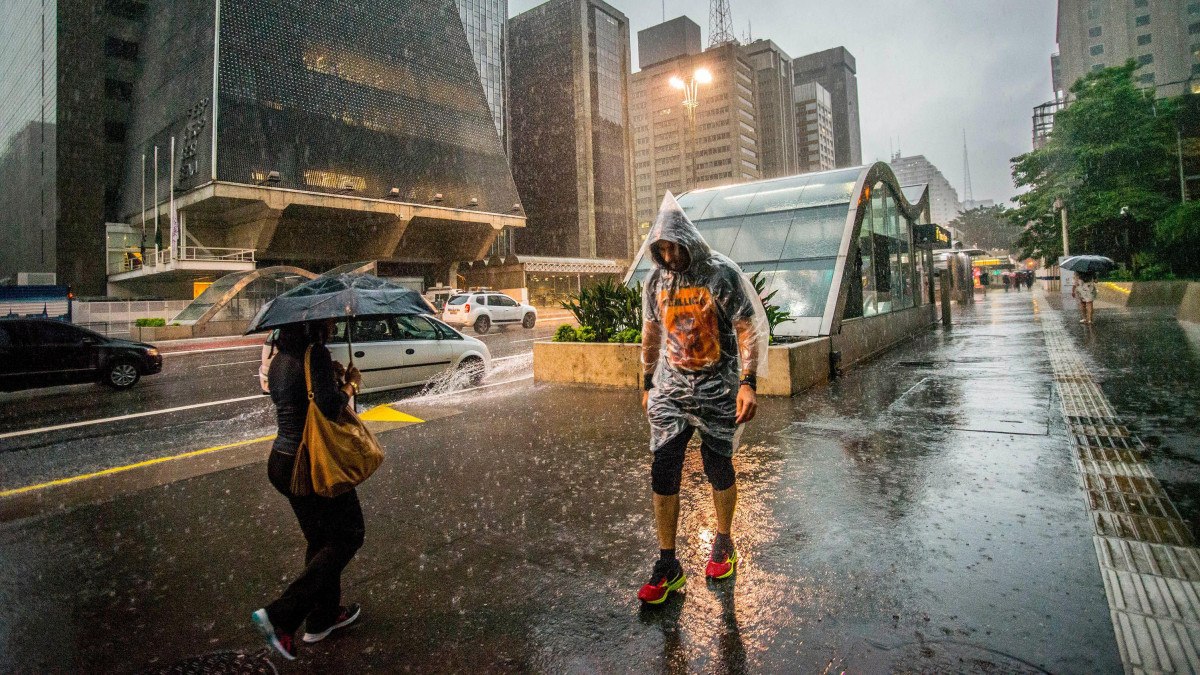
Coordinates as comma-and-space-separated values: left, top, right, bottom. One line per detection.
1060, 255, 1116, 274
246, 272, 436, 365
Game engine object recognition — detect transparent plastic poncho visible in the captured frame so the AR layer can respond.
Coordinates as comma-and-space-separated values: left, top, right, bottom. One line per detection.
640, 193, 770, 455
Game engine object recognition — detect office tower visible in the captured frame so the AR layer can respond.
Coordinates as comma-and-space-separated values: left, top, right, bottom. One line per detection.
742, 39, 797, 179
794, 83, 835, 172
637, 15, 702, 70
508, 0, 637, 261
630, 20, 760, 226
793, 47, 862, 168
889, 154, 962, 228
455, 0, 509, 144
1055, 0, 1200, 97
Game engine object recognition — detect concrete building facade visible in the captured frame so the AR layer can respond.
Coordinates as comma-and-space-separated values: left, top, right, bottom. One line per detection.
1056, 0, 1200, 97
794, 82, 836, 173
507, 0, 637, 262
889, 154, 962, 229
630, 22, 761, 226
742, 39, 797, 180
0, 0, 150, 294
636, 15, 702, 71
792, 47, 862, 168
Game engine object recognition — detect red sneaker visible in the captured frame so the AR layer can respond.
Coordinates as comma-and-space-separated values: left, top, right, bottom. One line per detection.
638, 558, 687, 605
251, 608, 297, 661
705, 548, 738, 580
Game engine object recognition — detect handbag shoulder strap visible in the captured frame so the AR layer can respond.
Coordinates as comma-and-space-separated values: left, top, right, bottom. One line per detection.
304, 344, 315, 401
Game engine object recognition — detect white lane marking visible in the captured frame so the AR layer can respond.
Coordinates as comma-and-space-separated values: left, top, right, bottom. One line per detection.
198, 359, 261, 369
0, 394, 266, 440
161, 345, 262, 357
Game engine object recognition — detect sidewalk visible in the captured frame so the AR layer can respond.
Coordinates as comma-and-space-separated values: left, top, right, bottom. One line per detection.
0, 292, 1157, 672
152, 333, 266, 354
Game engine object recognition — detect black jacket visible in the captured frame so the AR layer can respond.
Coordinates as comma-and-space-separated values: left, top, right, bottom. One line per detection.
268, 345, 349, 455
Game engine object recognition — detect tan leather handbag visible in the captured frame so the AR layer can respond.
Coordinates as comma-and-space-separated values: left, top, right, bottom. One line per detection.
291, 346, 385, 497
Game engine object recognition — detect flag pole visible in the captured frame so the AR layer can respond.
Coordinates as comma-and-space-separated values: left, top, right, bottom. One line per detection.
153, 145, 159, 265
169, 136, 176, 262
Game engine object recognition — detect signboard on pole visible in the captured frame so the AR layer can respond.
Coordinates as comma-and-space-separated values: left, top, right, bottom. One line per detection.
913, 224, 952, 249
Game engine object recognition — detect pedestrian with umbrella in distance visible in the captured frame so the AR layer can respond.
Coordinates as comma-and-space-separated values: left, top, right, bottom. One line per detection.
1061, 255, 1115, 325
246, 273, 432, 660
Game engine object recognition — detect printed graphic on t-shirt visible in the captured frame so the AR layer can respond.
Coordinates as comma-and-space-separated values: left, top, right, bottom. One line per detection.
659, 286, 720, 371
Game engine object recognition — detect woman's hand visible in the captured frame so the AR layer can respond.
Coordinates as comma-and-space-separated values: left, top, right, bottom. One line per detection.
332, 361, 347, 382
345, 365, 363, 389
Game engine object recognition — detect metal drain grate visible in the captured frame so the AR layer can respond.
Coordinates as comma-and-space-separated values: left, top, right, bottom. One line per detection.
1039, 302, 1200, 672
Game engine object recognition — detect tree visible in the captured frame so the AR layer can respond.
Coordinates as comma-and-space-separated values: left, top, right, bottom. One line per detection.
1008, 61, 1181, 270
946, 205, 1021, 251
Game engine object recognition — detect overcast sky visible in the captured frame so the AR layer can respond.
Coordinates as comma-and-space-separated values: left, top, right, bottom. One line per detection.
509, 0, 1059, 205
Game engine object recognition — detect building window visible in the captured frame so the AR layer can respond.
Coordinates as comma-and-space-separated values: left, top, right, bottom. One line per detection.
1133, 0, 1148, 6
104, 37, 139, 60
1088, 26, 1102, 38
1137, 34, 1152, 46
1092, 63, 1105, 71
104, 122, 127, 143
104, 78, 134, 101
1137, 72, 1155, 84
1137, 53, 1154, 65
1135, 14, 1150, 26
104, 0, 147, 20
1191, 2, 1200, 14
1090, 44, 1104, 56
1193, 63, 1200, 75
1191, 22, 1200, 34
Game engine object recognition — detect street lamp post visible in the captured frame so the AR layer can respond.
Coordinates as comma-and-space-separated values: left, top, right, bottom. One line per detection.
669, 67, 712, 191
1053, 196, 1069, 258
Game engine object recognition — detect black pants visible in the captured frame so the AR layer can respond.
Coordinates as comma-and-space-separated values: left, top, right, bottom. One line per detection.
265, 450, 365, 634
651, 427, 736, 496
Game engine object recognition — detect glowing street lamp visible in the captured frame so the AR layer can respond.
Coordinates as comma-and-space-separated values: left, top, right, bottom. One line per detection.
670, 67, 713, 190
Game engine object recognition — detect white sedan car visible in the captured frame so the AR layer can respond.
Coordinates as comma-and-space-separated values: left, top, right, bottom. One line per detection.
441, 292, 537, 334
259, 315, 490, 394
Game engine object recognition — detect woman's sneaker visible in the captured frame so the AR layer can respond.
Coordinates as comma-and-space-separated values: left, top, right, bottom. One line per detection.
638, 559, 687, 605
251, 608, 296, 661
302, 604, 362, 643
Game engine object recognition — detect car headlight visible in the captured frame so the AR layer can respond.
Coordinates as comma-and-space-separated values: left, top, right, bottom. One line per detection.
146, 348, 160, 357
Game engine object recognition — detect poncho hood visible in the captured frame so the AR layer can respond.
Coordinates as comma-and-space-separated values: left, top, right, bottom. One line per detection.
646, 192, 711, 273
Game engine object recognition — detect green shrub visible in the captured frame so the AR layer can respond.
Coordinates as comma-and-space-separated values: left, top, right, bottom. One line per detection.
749, 271, 793, 345
552, 324, 579, 342
577, 326, 597, 343
135, 318, 166, 327
608, 328, 642, 344
561, 279, 642, 343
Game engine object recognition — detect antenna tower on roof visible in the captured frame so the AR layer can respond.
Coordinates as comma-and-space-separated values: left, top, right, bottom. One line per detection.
709, 0, 736, 47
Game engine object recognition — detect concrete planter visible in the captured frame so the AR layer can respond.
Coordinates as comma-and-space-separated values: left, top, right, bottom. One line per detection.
1178, 283, 1200, 324
532, 339, 830, 397
132, 319, 252, 343
831, 305, 937, 370
1097, 281, 1190, 307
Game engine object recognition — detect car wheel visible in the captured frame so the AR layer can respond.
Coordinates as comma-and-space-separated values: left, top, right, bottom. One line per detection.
522, 312, 536, 329
458, 357, 486, 386
104, 360, 141, 389
474, 315, 491, 334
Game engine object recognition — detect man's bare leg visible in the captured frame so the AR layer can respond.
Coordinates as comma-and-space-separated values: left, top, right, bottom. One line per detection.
712, 483, 737, 535
654, 493, 680, 550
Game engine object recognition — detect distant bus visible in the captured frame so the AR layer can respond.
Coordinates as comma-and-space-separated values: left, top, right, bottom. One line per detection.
0, 285, 73, 322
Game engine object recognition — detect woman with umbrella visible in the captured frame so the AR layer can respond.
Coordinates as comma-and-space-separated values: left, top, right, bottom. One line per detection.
248, 273, 430, 659
251, 318, 364, 660
1062, 256, 1114, 325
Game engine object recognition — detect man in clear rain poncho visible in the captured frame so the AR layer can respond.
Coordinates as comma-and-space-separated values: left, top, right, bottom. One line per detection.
636, 193, 770, 605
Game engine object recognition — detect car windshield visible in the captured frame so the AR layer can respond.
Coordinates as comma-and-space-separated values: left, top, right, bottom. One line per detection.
447, 295, 469, 305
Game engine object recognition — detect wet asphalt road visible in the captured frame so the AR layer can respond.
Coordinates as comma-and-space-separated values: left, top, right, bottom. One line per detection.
0, 291, 1158, 673
0, 323, 558, 491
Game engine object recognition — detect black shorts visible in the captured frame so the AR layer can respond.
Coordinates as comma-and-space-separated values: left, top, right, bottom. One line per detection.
651, 427, 736, 495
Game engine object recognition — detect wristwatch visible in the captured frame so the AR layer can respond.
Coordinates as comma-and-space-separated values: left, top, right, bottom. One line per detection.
739, 374, 757, 391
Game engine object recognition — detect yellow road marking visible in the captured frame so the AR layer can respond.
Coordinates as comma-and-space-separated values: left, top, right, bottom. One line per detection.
1101, 282, 1132, 295
0, 434, 276, 498
359, 405, 425, 423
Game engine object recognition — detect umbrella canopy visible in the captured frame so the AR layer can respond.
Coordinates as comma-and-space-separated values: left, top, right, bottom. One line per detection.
1060, 255, 1116, 274
246, 273, 435, 334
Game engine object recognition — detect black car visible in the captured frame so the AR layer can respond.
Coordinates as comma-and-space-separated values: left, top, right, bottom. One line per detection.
0, 318, 163, 392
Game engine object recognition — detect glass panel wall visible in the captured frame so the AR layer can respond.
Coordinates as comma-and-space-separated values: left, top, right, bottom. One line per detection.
846, 182, 917, 320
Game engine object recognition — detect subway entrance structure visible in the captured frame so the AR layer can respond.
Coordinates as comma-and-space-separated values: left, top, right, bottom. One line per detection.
534, 162, 948, 395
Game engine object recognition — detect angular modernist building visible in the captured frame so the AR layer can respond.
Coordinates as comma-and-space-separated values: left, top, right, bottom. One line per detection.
1, 0, 524, 299
793, 47, 862, 169
627, 163, 937, 341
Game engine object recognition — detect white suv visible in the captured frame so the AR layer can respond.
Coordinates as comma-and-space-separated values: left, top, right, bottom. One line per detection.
441, 292, 537, 334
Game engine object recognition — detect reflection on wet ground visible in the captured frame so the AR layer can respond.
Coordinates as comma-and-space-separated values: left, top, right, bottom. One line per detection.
0, 293, 1136, 672
1046, 294, 1200, 532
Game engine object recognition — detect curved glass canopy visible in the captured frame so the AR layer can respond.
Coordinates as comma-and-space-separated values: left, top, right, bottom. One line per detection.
627, 162, 930, 339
